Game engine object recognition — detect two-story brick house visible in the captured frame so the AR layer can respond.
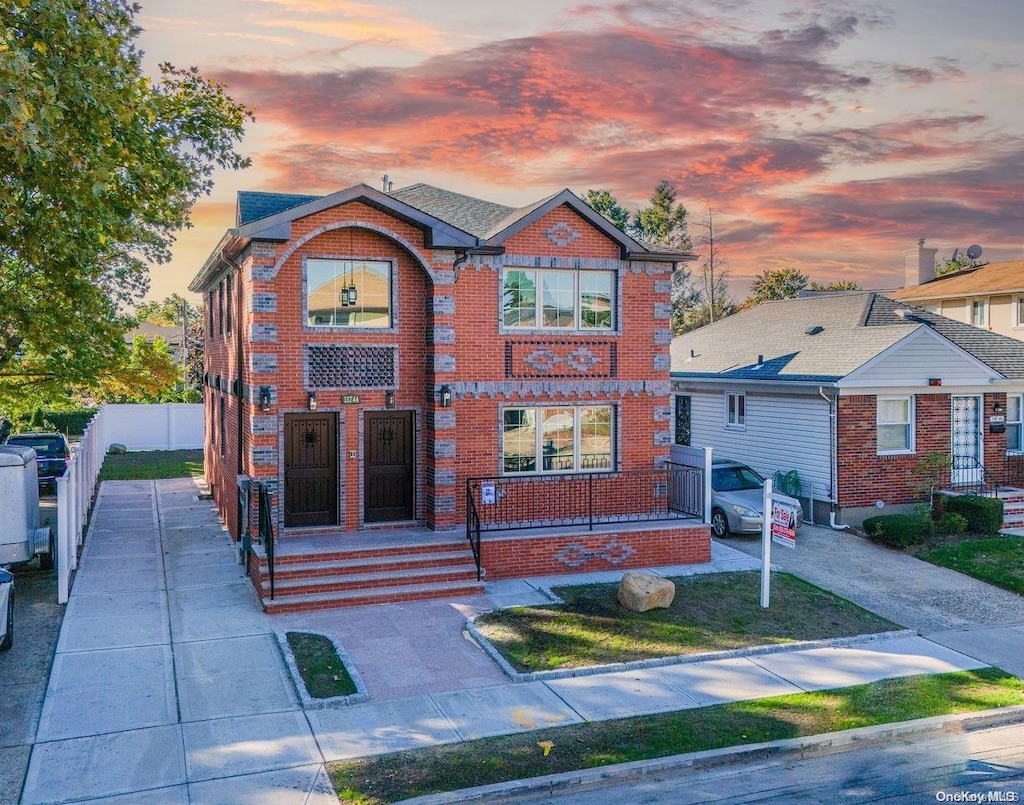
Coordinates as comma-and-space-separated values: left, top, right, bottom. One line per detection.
190, 182, 710, 611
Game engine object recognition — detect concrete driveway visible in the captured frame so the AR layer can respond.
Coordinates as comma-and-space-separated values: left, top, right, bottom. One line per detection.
720, 524, 1024, 678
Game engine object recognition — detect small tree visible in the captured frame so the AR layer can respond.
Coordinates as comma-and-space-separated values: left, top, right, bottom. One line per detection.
808, 280, 860, 291
912, 451, 952, 510
582, 189, 630, 232
746, 268, 809, 305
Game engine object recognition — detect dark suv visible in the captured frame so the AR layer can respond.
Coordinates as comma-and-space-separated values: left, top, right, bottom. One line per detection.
4, 432, 71, 489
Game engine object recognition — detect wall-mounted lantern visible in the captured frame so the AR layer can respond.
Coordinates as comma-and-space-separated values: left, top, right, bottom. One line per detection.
439, 384, 452, 408
258, 386, 272, 412
307, 392, 318, 411
385, 390, 396, 410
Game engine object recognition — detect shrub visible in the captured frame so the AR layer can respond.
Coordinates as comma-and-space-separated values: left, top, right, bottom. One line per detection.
938, 494, 1004, 536
862, 514, 932, 548
936, 512, 969, 536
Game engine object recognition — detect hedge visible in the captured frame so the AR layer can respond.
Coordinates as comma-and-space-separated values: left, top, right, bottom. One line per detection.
861, 513, 932, 549
937, 494, 1004, 536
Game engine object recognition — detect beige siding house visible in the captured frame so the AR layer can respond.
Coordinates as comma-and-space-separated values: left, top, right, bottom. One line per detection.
891, 242, 1024, 341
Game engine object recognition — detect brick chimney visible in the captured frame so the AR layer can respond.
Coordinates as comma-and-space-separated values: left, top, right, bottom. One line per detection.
904, 238, 938, 287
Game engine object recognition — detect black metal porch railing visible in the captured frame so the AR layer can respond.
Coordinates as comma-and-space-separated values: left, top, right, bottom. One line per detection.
258, 482, 275, 599
466, 464, 703, 582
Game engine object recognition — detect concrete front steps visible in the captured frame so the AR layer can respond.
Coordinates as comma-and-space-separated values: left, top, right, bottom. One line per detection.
252, 537, 484, 613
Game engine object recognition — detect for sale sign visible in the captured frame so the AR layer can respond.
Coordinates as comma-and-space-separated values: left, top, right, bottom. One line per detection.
770, 496, 798, 549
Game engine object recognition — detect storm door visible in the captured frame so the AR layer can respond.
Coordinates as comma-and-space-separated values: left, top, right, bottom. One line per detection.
284, 412, 338, 527
364, 410, 415, 523
951, 395, 983, 486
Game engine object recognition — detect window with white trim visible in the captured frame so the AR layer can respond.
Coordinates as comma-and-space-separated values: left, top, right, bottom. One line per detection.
726, 392, 745, 428
502, 268, 614, 330
306, 258, 392, 328
502, 405, 614, 474
971, 299, 988, 327
1008, 395, 1023, 453
1014, 298, 1024, 328
877, 396, 914, 454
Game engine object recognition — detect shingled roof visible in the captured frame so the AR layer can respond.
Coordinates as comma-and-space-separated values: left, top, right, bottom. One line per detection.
889, 259, 1024, 301
236, 191, 322, 226
387, 183, 516, 238
671, 292, 1024, 382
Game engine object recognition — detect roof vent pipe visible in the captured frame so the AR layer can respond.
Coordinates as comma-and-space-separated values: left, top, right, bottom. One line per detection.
757, 354, 763, 365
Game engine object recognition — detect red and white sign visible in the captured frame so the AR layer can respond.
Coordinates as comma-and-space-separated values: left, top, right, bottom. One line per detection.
770, 496, 798, 549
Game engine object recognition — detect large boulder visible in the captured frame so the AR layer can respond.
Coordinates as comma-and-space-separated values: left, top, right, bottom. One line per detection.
107, 443, 127, 455
617, 571, 675, 613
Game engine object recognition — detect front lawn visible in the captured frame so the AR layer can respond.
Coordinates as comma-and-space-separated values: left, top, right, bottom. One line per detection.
915, 536, 1024, 596
330, 669, 1024, 804
98, 449, 204, 481
473, 571, 898, 672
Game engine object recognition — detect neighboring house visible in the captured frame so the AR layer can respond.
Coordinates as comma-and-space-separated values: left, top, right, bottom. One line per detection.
124, 322, 185, 363
891, 241, 1024, 340
190, 182, 709, 610
670, 292, 1024, 528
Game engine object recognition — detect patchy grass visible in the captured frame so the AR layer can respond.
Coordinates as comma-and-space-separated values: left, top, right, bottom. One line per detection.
98, 450, 203, 481
915, 536, 1024, 596
286, 632, 356, 699
330, 668, 1024, 804
474, 572, 898, 672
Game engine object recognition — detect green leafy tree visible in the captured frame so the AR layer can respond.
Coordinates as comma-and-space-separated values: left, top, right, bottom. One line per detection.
134, 294, 205, 396
94, 336, 180, 403
936, 248, 983, 277
745, 268, 809, 306
136, 294, 200, 327
583, 189, 630, 232
0, 0, 252, 411
631, 180, 692, 251
808, 280, 860, 291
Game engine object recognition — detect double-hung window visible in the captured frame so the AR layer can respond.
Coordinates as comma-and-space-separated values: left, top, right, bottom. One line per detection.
502, 269, 614, 330
306, 258, 392, 328
877, 396, 914, 454
971, 299, 988, 327
502, 405, 614, 474
725, 392, 745, 428
1008, 395, 1023, 453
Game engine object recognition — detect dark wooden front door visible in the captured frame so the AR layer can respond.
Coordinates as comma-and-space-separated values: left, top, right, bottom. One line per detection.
364, 410, 415, 523
284, 413, 338, 527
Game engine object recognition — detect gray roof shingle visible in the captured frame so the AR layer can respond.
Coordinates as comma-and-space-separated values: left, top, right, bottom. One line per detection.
237, 191, 322, 226
388, 183, 516, 238
671, 292, 1024, 381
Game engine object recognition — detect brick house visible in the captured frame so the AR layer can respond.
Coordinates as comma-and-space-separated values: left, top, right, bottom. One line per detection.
190, 182, 710, 610
670, 292, 1024, 529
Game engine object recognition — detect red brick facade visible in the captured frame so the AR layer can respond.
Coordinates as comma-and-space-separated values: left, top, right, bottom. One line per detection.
193, 185, 707, 584
837, 391, 1008, 509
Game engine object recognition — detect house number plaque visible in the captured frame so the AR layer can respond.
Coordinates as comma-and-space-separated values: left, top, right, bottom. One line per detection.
342, 394, 361, 405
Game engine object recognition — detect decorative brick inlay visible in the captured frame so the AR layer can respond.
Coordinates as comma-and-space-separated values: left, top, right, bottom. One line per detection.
555, 540, 635, 568
506, 341, 616, 379
653, 279, 672, 295
432, 326, 456, 345
251, 416, 277, 436
434, 468, 456, 487
252, 265, 276, 281
653, 328, 673, 346
433, 355, 456, 373
653, 405, 672, 422
434, 495, 456, 514
433, 296, 456, 315
654, 430, 673, 446
306, 345, 396, 389
434, 440, 456, 458
246, 385, 276, 406
250, 353, 278, 374
653, 302, 672, 320
433, 411, 456, 430
250, 323, 277, 343
252, 447, 277, 466
253, 243, 276, 258
545, 222, 581, 247
252, 293, 277, 313
653, 354, 671, 371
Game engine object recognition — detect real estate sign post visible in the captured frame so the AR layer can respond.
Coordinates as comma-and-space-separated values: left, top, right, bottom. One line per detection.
761, 478, 772, 608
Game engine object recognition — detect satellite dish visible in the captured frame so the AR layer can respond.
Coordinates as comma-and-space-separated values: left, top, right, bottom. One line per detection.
967, 244, 983, 260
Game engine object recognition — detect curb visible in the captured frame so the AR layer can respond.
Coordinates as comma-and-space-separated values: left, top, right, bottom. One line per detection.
274, 629, 370, 708
464, 616, 918, 682
399, 705, 1024, 804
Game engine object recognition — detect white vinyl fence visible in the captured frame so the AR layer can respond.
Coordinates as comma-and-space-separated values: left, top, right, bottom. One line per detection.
54, 403, 204, 603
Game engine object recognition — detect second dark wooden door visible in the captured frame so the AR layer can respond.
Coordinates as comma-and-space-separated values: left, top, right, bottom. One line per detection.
364, 411, 415, 523
284, 412, 338, 527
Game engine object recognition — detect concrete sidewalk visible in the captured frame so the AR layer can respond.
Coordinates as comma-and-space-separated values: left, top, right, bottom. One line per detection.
17, 479, 1009, 803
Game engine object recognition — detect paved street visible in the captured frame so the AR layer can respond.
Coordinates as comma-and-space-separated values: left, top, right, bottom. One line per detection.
488, 720, 1024, 804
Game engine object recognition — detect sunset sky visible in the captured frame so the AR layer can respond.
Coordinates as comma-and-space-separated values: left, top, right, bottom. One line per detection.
136, 0, 1024, 303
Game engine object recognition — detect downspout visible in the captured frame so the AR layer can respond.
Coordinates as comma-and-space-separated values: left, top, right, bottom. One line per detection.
818, 386, 849, 531
220, 248, 247, 546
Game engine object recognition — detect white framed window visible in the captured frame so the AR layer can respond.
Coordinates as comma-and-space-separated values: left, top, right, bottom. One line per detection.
502, 405, 614, 474
970, 299, 988, 327
877, 396, 914, 454
306, 258, 392, 328
502, 268, 614, 330
725, 392, 746, 428
1013, 297, 1024, 329
1008, 395, 1023, 453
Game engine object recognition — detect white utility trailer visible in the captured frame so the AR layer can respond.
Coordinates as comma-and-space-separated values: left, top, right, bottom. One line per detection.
0, 445, 54, 569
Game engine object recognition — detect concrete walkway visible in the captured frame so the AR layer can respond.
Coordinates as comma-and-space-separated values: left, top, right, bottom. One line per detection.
18, 480, 1015, 804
